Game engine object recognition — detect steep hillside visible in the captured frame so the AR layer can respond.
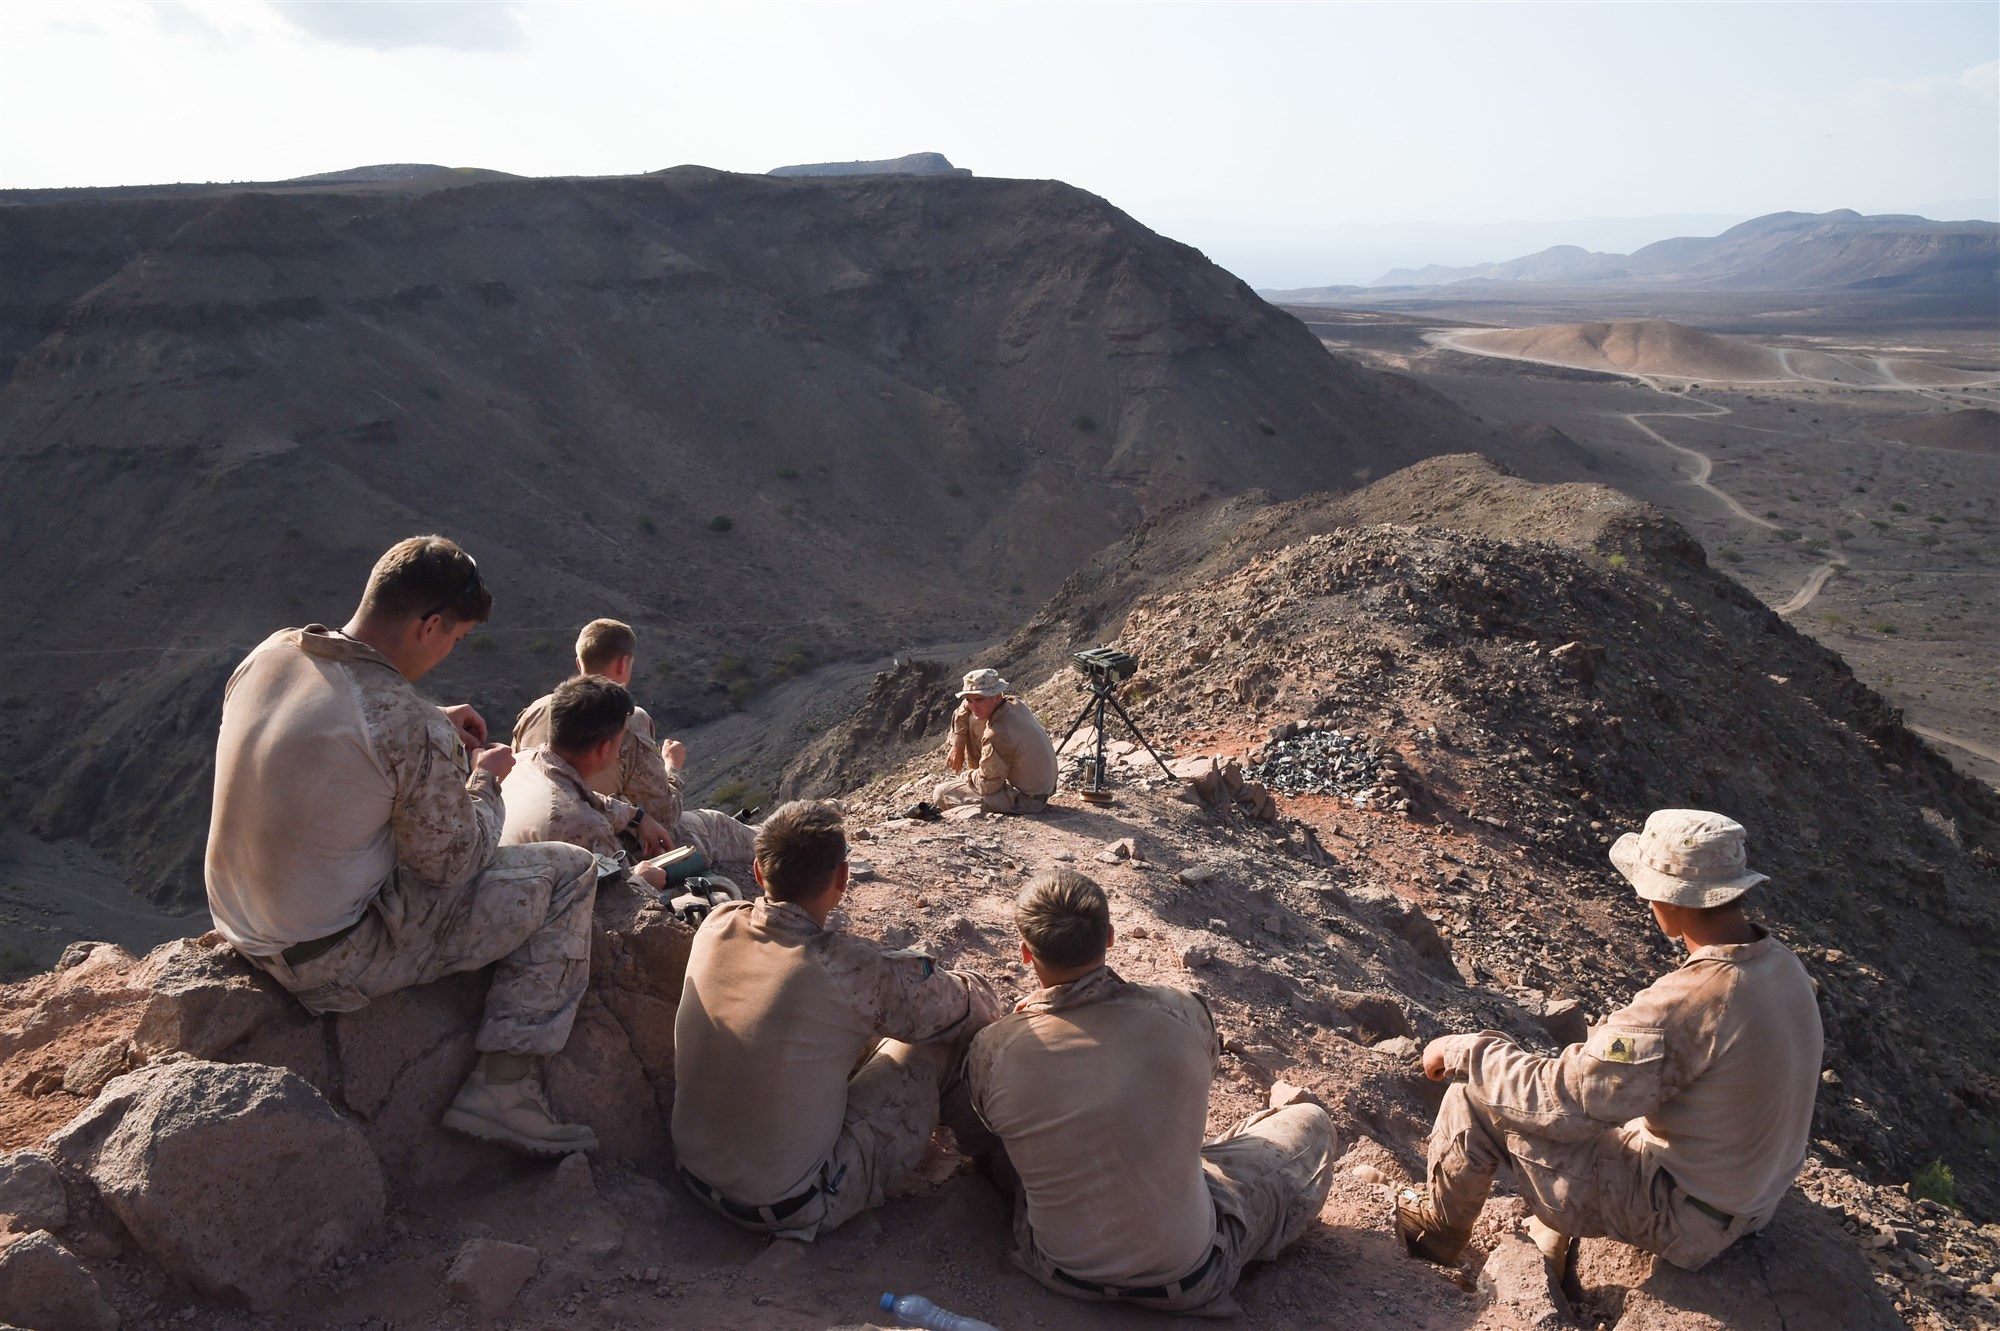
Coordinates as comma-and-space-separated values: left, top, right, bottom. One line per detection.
0, 168, 1473, 908
812, 456, 2000, 1226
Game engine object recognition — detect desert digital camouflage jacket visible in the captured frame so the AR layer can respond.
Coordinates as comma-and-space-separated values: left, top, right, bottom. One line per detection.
1432, 928, 1822, 1222
206, 626, 502, 955
950, 696, 1059, 799
514, 693, 683, 828
673, 897, 1000, 1205
498, 746, 638, 858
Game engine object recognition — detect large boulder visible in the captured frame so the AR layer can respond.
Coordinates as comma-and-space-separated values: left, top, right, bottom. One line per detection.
0, 1230, 119, 1331
48, 1060, 384, 1310
1576, 1193, 1902, 1331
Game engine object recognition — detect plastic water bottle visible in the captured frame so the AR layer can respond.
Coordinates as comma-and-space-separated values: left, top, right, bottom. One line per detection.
878, 1291, 1002, 1331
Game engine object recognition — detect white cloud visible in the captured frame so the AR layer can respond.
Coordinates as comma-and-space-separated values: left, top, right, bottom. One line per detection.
268, 0, 524, 53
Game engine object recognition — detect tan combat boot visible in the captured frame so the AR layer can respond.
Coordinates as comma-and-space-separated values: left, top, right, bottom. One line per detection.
1396, 1185, 1472, 1265
443, 1053, 599, 1157
1526, 1214, 1583, 1305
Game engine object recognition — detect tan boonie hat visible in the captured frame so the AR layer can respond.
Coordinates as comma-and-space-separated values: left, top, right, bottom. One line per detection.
1609, 809, 1767, 908
957, 668, 1009, 698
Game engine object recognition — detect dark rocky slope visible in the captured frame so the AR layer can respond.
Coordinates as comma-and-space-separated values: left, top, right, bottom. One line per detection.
0, 168, 1473, 908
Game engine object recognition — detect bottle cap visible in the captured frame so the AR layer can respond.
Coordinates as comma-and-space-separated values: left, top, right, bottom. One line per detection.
879, 1292, 896, 1312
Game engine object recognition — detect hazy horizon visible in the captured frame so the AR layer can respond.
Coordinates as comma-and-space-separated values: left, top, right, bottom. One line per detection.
2, 1, 1993, 288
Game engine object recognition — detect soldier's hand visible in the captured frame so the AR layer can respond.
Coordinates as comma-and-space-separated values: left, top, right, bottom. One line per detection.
442, 704, 488, 748
636, 863, 667, 890
1421, 1038, 1451, 1082
471, 743, 515, 780
660, 738, 687, 772
947, 751, 965, 774
637, 813, 673, 855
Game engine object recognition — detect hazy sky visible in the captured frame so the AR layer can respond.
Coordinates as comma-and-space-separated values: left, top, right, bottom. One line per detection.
2, 1, 1994, 285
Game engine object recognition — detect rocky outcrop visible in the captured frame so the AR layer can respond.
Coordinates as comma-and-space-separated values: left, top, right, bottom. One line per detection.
0, 1229, 120, 1330
768, 152, 970, 177
47, 1060, 383, 1309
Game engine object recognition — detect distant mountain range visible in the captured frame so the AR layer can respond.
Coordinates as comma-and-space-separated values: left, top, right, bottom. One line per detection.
1262, 210, 2000, 299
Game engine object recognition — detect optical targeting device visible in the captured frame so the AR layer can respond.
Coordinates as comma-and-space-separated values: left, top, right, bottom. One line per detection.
1058, 645, 1172, 801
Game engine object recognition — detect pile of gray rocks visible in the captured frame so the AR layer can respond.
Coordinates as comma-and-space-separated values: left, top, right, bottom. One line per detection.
1247, 723, 1408, 811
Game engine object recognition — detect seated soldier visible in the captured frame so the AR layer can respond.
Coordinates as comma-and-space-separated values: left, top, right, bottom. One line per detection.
927, 668, 1057, 815
672, 800, 1000, 1240
206, 536, 600, 1156
513, 618, 758, 870
966, 869, 1336, 1315
500, 675, 672, 885
1398, 809, 1823, 1283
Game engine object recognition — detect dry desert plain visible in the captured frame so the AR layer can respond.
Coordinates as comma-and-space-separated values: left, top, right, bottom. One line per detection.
1286, 298, 2000, 790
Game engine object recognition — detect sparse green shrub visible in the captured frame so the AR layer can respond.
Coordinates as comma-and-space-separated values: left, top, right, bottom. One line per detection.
1256, 419, 1277, 436
528, 636, 555, 654
1925, 514, 1946, 524
466, 635, 497, 652
1606, 552, 1628, 570
778, 467, 801, 480
1822, 612, 1847, 627
945, 483, 965, 498
638, 515, 658, 535
712, 777, 771, 812
1073, 414, 1097, 432
709, 515, 734, 532
726, 677, 758, 708
1874, 624, 1898, 635
1009, 583, 1026, 595
1890, 502, 1909, 513
1918, 533, 1941, 548
1716, 547, 1742, 563
0, 946, 37, 982
1913, 1159, 1958, 1209
773, 650, 809, 678
1764, 511, 1780, 519
1870, 519, 1890, 531
1833, 528, 1854, 541
714, 655, 750, 681
1774, 528, 1802, 543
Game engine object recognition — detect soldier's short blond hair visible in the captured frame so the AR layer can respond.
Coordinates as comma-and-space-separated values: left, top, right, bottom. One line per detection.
358, 536, 491, 626
1016, 868, 1110, 969
576, 619, 637, 673
755, 800, 848, 903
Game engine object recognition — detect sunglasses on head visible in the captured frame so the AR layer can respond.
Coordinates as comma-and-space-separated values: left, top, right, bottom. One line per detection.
421, 555, 482, 624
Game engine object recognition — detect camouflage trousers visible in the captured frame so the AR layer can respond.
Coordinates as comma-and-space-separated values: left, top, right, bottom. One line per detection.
675, 808, 760, 870
932, 774, 1049, 815
697, 973, 1001, 1242
1426, 1083, 1754, 1272
1010, 1103, 1336, 1316
247, 842, 599, 1058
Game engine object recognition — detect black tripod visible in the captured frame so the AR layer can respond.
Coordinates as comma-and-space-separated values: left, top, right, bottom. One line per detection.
1058, 674, 1175, 801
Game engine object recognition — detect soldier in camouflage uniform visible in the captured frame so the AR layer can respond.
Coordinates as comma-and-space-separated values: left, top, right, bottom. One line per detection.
930, 668, 1058, 815
965, 868, 1335, 1315
206, 536, 602, 1157
672, 800, 1002, 1239
512, 618, 759, 870
1399, 810, 1823, 1282
501, 675, 671, 882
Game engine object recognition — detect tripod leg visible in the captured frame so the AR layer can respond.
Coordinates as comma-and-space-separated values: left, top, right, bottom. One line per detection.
1059, 696, 1103, 752
1103, 691, 1176, 779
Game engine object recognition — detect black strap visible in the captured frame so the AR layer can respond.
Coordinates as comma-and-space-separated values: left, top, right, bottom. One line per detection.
1055, 1244, 1222, 1301
1660, 1168, 1735, 1227
678, 1165, 819, 1226
280, 918, 361, 968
